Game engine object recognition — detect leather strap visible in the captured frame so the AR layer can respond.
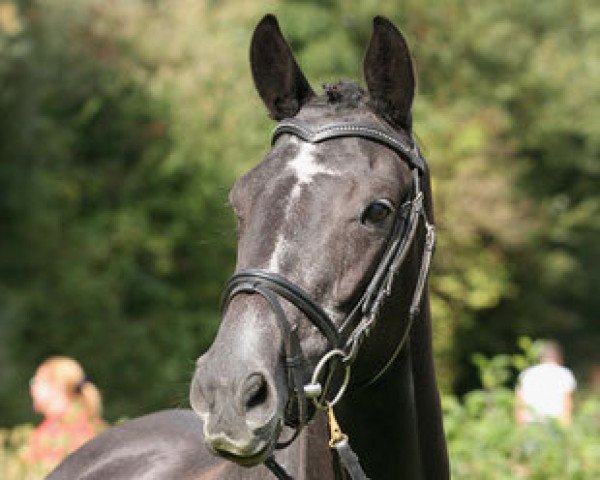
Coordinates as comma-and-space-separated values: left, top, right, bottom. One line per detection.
272, 118, 425, 171
333, 438, 370, 480
264, 456, 294, 480
223, 269, 341, 349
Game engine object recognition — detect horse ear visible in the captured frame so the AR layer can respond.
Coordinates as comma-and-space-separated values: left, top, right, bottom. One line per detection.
250, 15, 315, 120
364, 16, 415, 131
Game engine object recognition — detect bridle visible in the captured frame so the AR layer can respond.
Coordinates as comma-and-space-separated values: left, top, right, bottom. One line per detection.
221, 118, 435, 479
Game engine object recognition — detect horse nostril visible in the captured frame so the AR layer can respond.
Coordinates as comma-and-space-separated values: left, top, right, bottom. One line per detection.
243, 373, 269, 411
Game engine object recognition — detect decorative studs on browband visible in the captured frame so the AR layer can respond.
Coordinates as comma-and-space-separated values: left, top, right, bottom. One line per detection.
271, 118, 426, 172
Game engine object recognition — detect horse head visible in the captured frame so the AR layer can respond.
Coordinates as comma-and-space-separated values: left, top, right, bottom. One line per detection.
190, 14, 432, 469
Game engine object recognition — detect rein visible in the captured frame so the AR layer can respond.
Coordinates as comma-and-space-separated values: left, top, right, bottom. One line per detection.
221, 118, 435, 480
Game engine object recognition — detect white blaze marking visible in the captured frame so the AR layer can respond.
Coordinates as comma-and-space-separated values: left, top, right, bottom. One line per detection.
288, 142, 336, 185
268, 140, 338, 272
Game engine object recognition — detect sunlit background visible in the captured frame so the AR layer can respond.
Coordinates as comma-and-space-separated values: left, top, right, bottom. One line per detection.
1, 0, 599, 478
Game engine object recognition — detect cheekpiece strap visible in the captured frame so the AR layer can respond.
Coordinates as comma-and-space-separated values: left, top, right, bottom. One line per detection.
272, 118, 425, 172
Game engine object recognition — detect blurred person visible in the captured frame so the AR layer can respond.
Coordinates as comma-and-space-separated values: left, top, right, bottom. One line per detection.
23, 356, 105, 472
515, 340, 576, 426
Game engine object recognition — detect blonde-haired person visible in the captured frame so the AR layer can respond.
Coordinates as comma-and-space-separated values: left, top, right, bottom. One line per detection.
23, 356, 106, 472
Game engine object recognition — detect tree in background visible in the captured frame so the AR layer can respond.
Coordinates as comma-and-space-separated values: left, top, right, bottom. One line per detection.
0, 0, 234, 423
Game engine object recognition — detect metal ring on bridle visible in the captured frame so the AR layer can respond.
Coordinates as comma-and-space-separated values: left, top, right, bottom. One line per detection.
307, 349, 351, 410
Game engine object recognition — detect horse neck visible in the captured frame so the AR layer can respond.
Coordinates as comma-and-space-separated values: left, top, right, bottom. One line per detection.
336, 329, 423, 480
332, 296, 448, 480
409, 291, 450, 480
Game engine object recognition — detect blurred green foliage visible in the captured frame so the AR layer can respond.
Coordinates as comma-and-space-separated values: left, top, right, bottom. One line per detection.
444, 340, 600, 479
0, 424, 40, 480
0, 0, 599, 426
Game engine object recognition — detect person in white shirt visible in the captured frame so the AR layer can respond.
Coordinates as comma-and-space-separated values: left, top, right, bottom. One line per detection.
515, 340, 576, 426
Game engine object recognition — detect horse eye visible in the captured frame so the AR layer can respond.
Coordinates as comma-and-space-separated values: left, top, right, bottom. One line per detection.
361, 200, 394, 225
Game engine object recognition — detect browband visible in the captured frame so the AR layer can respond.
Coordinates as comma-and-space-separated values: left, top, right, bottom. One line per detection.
272, 118, 425, 171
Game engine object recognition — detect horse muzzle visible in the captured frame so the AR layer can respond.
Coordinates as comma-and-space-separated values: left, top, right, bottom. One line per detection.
190, 350, 286, 466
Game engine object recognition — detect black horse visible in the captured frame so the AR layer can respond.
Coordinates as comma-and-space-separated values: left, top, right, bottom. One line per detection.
49, 15, 449, 480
